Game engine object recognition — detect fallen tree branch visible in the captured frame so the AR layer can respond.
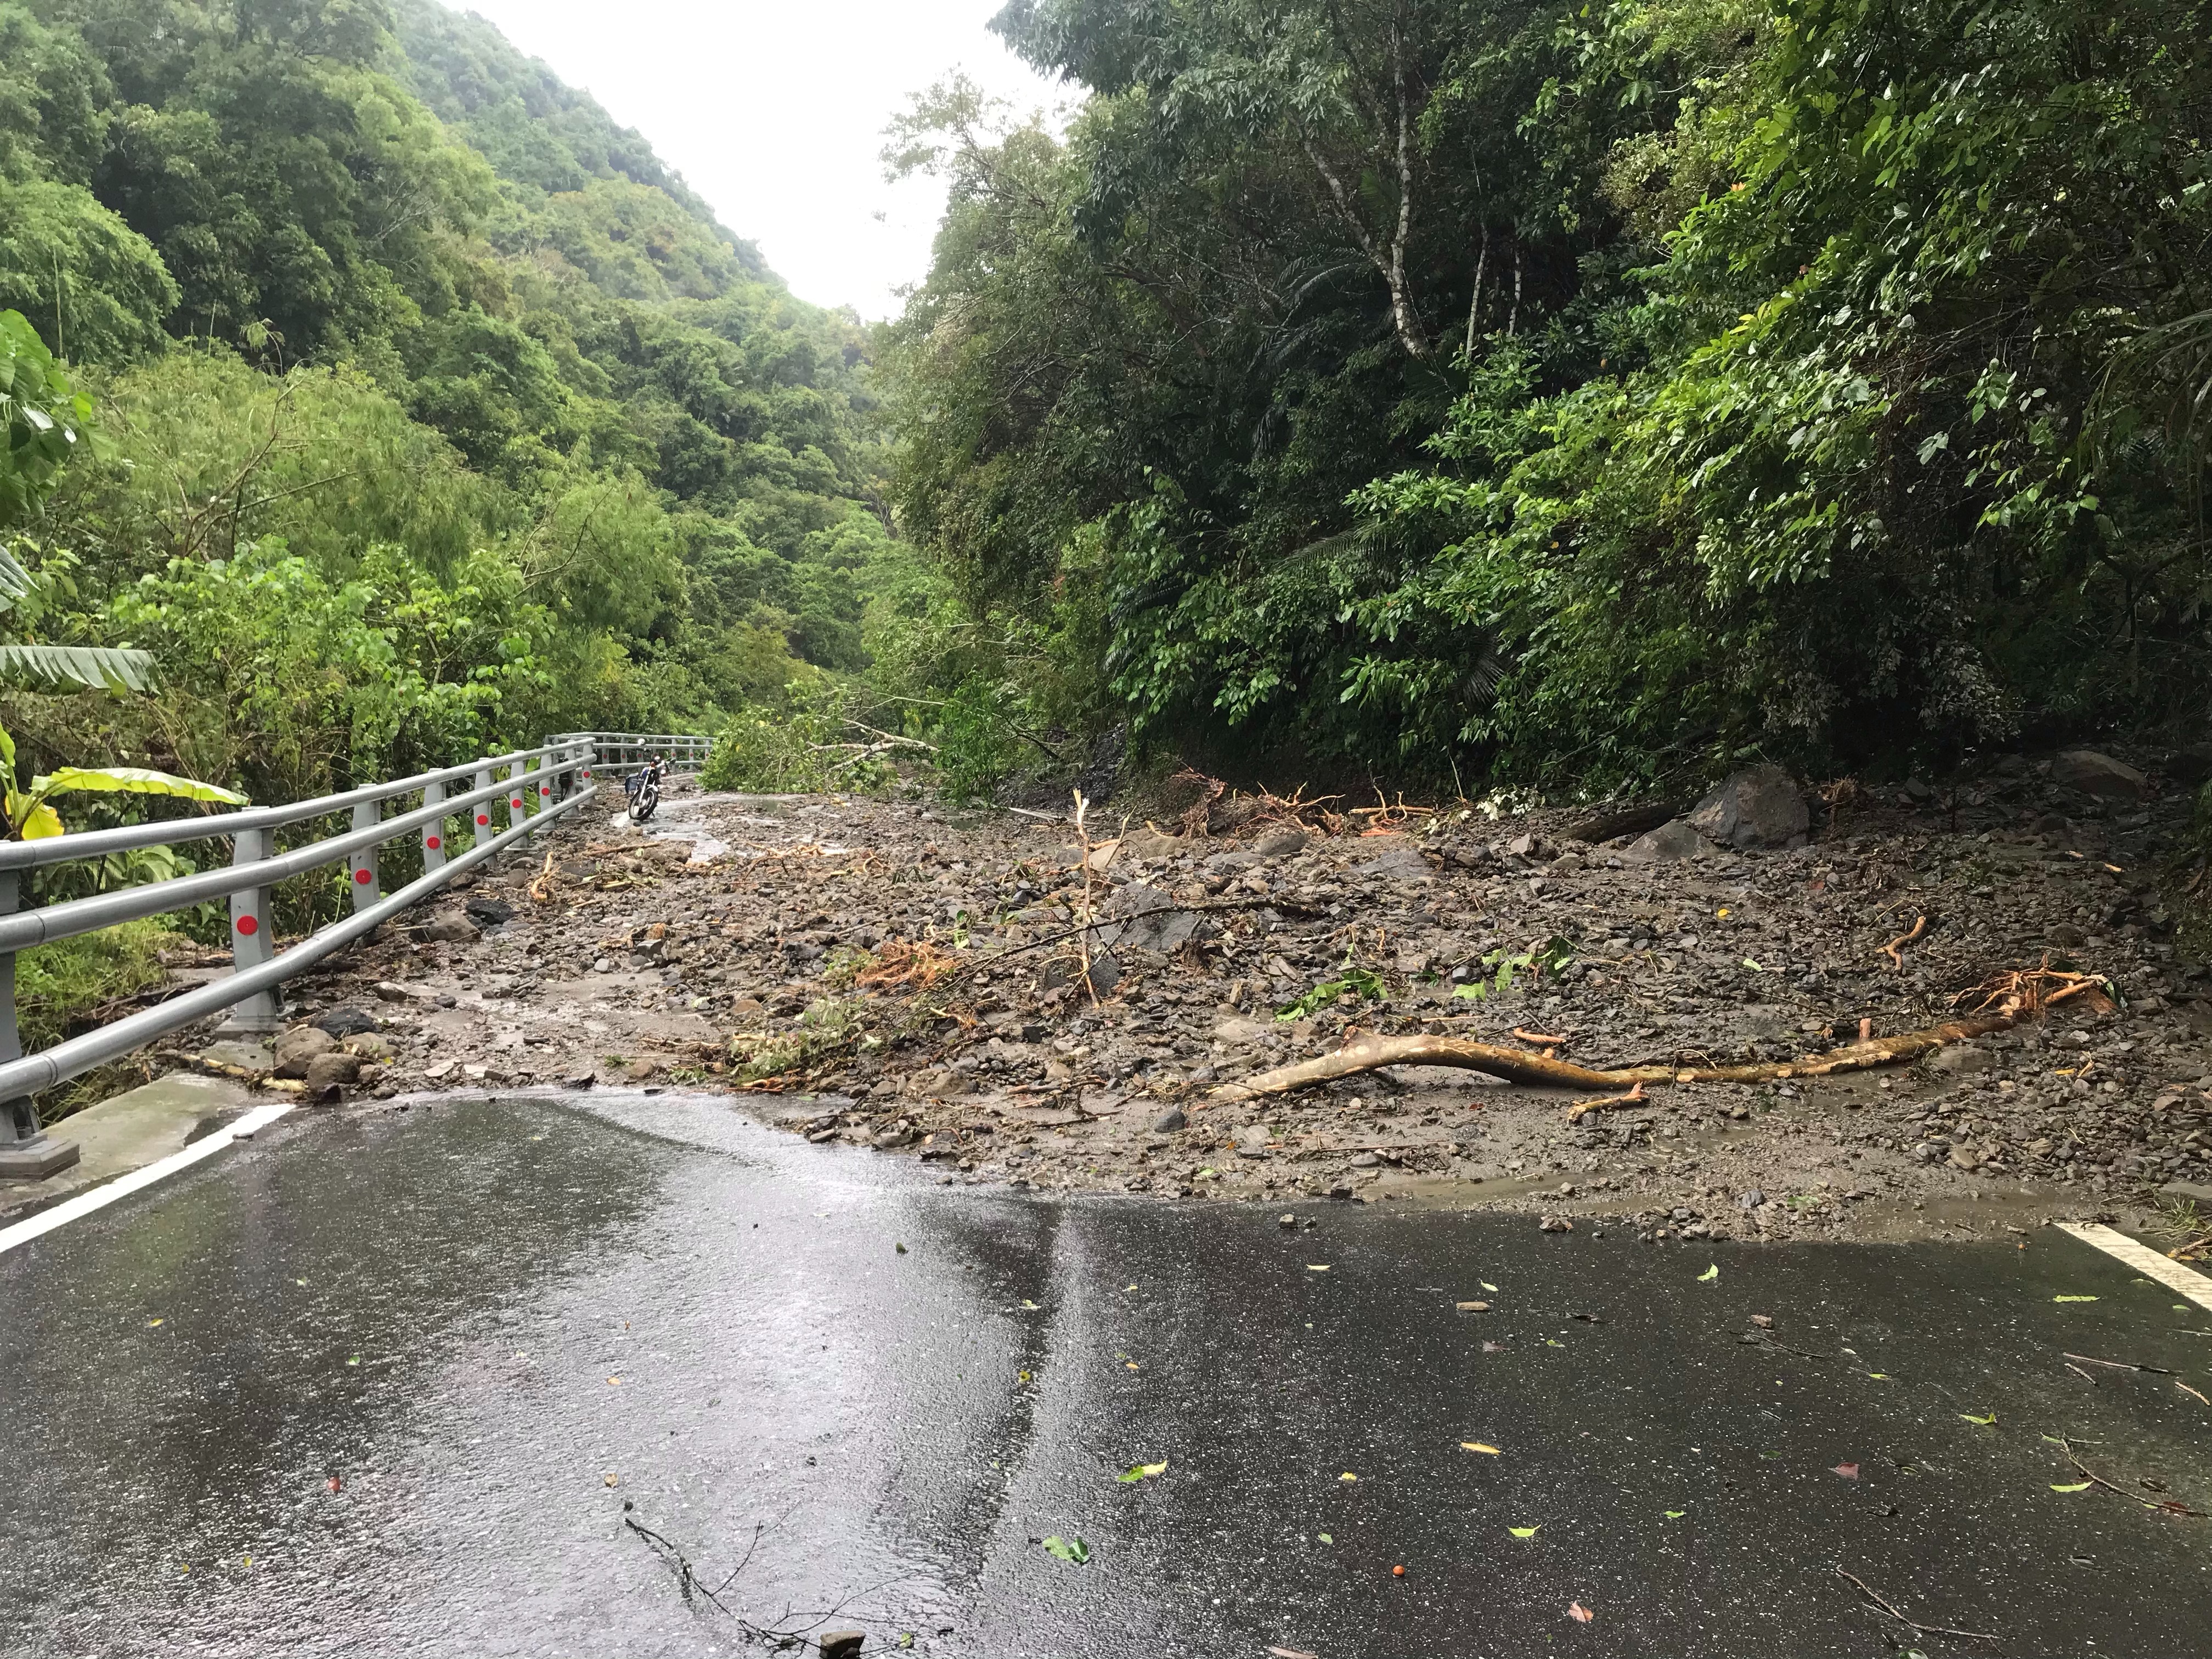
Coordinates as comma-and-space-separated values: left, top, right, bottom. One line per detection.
1212, 1016, 2019, 1103
1210, 968, 2112, 1103
1881, 913, 1927, 969
2057, 1436, 2208, 1517
1835, 1566, 1997, 1641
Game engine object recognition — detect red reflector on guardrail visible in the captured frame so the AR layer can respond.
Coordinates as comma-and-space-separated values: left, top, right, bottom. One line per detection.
235, 915, 258, 936
425, 835, 441, 850
353, 869, 374, 885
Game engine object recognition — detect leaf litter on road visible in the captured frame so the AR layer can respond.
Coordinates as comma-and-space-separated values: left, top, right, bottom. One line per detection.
1117, 1461, 1169, 1483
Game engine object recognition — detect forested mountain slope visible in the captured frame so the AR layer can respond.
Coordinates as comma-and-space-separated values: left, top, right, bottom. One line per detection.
0, 0, 900, 808
884, 0, 2212, 797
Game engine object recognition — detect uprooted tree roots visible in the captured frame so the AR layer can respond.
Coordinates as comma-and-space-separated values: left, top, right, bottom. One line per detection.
1207, 965, 2113, 1113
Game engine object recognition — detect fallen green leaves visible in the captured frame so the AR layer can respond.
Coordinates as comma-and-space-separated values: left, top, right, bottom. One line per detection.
1042, 1536, 1090, 1564
1117, 1461, 1169, 1484
1508, 1525, 1542, 1539
1697, 1264, 1720, 1283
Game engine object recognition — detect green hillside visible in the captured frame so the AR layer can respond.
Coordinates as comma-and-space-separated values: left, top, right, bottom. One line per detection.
0, 0, 905, 811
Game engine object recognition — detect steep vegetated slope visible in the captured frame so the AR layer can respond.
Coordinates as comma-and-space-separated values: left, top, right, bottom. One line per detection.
882, 0, 2212, 804
0, 0, 906, 810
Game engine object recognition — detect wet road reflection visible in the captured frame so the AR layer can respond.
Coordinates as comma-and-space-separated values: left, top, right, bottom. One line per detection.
3, 1090, 2206, 1657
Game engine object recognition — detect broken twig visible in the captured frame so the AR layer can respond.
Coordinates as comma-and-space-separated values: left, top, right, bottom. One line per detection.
2062, 1352, 2172, 1375
2057, 1437, 2208, 1517
1835, 1566, 1997, 1641
1880, 913, 1927, 969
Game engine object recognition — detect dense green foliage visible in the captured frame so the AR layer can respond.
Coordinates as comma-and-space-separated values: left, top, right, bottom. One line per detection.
888, 0, 2212, 794
0, 0, 908, 807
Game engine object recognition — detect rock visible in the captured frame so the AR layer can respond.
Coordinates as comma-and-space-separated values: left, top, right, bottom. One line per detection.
819, 1635, 866, 1659
2032, 811, 2070, 836
1928, 1045, 1993, 1075
2048, 922, 2086, 947
1538, 1215, 1575, 1232
1119, 826, 1187, 859
273, 1026, 338, 1077
1234, 1123, 1274, 1157
1947, 1145, 1983, 1171
1349, 1151, 1381, 1169
422, 911, 480, 944
311, 1006, 380, 1039
2159, 1180, 2212, 1206
1251, 827, 1309, 857
1736, 1189, 1765, 1210
2169, 743, 2212, 784
1098, 884, 1200, 952
2051, 749, 2147, 799
1621, 819, 1718, 862
1564, 801, 1680, 843
342, 1032, 396, 1063
1352, 838, 1434, 882
464, 896, 516, 927
1150, 1108, 1188, 1132
563, 1071, 596, 1090
302, 1051, 362, 1096
371, 980, 413, 1003
1685, 764, 1810, 849
873, 1125, 918, 1149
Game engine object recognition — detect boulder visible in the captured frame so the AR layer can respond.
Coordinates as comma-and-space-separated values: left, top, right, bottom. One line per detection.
301, 1051, 362, 1097
1098, 884, 1201, 952
1620, 819, 1718, 862
422, 911, 480, 944
1119, 825, 1187, 860
311, 1005, 380, 1038
1352, 837, 1435, 882
2051, 749, 2148, 800
1251, 826, 1310, 858
2168, 743, 2212, 785
1685, 764, 1810, 849
1150, 1107, 1188, 1133
273, 1025, 337, 1079
464, 896, 516, 927
1564, 800, 1680, 843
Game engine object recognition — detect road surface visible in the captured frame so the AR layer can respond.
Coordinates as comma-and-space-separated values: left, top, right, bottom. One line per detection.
3, 1089, 2207, 1656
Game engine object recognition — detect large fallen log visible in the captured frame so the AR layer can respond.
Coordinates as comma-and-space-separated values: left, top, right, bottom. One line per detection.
1207, 969, 2109, 1107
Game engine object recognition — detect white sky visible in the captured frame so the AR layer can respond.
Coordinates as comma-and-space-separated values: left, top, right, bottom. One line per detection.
450, 0, 1069, 320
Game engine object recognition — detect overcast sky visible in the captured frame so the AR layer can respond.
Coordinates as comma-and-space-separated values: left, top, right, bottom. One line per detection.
452, 0, 1069, 320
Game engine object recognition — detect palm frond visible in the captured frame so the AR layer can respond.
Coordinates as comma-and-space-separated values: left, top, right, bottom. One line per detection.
0, 644, 158, 692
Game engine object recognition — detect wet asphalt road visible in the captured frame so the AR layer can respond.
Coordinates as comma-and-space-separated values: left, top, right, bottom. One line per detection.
3, 1091, 2208, 1659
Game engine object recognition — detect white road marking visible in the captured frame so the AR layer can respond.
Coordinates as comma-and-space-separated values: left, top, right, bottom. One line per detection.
2056, 1221, 2212, 1311
0, 1101, 296, 1256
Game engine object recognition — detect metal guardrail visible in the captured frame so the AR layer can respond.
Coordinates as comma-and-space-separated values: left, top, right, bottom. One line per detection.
0, 731, 709, 1179
549, 732, 711, 777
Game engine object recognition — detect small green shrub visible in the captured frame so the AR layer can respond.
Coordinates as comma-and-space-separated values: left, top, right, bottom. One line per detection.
15, 916, 172, 1051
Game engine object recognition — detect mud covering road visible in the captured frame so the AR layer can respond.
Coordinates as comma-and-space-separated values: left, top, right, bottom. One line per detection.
163, 761, 2212, 1246
5, 1090, 2210, 1657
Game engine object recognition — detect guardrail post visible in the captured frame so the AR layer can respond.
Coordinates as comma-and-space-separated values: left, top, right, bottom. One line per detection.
534, 751, 555, 816
349, 800, 382, 911
505, 764, 527, 834
470, 766, 495, 855
0, 870, 79, 1179
421, 778, 447, 874
222, 827, 280, 1035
